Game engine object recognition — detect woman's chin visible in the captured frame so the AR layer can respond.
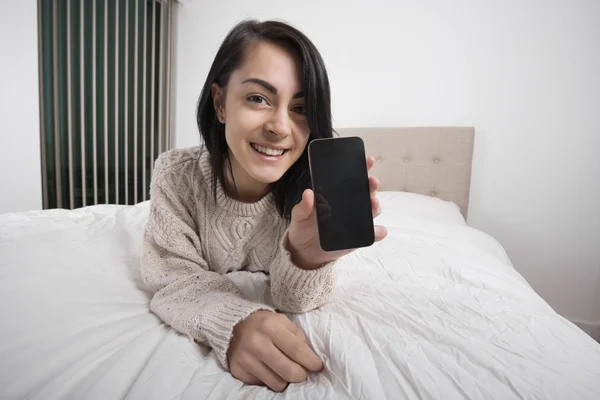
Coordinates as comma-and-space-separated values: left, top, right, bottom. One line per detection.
255, 175, 284, 185
249, 169, 286, 185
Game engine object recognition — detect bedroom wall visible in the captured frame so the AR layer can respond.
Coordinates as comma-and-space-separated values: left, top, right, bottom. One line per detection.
173, 0, 600, 326
0, 0, 43, 214
594, 266, 600, 323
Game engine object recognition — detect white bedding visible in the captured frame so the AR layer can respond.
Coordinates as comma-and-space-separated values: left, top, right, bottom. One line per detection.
1, 195, 599, 400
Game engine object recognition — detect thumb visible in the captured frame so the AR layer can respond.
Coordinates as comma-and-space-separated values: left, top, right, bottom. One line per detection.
291, 189, 314, 223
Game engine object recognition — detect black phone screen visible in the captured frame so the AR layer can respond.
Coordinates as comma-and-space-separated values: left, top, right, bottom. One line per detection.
308, 137, 374, 252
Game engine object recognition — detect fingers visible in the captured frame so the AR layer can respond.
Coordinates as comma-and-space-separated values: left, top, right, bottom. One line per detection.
366, 155, 375, 171
368, 160, 385, 240
272, 330, 323, 373
261, 342, 310, 383
374, 225, 387, 242
369, 176, 380, 194
229, 312, 322, 393
369, 176, 382, 218
368, 174, 386, 240
230, 363, 262, 386
371, 196, 381, 218
315, 191, 329, 206
316, 203, 332, 218
247, 361, 289, 392
284, 320, 310, 343
291, 189, 314, 223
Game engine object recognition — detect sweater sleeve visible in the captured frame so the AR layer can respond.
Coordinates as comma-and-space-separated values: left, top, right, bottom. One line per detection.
268, 230, 337, 313
141, 159, 273, 371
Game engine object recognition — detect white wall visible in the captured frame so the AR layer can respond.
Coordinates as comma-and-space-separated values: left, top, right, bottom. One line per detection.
594, 264, 600, 322
174, 0, 600, 324
0, 0, 42, 214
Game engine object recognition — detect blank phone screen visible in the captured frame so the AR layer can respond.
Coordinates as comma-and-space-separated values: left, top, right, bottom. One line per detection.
308, 137, 374, 252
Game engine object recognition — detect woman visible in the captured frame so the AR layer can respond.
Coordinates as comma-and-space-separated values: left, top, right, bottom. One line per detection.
141, 19, 387, 392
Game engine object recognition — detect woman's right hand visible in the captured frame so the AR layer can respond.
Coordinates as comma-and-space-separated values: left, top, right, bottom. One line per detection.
227, 310, 323, 392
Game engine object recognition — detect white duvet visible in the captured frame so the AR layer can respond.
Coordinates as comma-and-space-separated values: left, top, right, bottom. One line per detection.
1, 195, 599, 400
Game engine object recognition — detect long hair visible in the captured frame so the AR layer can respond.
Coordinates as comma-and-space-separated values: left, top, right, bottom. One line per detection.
196, 20, 333, 220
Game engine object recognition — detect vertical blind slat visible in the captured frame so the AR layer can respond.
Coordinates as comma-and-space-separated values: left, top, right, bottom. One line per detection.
114, 0, 119, 204
133, 0, 139, 205
142, 0, 148, 201
66, 0, 74, 209
52, 1, 62, 208
150, 0, 157, 175
80, 0, 86, 207
157, 0, 165, 156
104, 0, 109, 203
37, 0, 49, 209
124, 0, 129, 205
92, 0, 98, 204
166, 0, 173, 151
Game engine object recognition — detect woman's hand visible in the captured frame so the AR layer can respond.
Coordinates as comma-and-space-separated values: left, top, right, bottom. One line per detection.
227, 311, 323, 392
286, 156, 387, 270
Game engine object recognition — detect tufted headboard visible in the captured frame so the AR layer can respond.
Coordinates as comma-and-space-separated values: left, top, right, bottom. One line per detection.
336, 127, 475, 219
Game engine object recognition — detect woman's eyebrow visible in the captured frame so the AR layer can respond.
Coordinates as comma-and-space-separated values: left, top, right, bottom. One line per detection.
242, 78, 304, 99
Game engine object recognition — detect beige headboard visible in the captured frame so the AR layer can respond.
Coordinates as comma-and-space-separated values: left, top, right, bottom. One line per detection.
336, 127, 475, 219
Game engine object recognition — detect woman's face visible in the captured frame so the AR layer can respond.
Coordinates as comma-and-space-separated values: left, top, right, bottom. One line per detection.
212, 41, 309, 202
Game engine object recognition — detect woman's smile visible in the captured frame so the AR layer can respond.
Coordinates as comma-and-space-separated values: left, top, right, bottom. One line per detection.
250, 142, 289, 160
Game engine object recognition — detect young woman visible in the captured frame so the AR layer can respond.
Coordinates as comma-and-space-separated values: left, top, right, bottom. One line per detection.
141, 20, 387, 392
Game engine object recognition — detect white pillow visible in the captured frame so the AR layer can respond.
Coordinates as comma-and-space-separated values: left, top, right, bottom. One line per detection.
375, 191, 466, 226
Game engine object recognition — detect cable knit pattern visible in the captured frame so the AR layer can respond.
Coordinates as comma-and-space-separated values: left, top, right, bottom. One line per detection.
141, 146, 336, 370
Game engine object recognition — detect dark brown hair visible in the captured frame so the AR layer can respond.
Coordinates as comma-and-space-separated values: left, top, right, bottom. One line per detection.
196, 20, 333, 219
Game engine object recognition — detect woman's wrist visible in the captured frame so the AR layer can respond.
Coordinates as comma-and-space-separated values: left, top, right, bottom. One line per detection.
284, 235, 323, 270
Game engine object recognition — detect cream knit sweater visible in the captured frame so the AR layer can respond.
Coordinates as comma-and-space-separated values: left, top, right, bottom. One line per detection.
141, 146, 336, 370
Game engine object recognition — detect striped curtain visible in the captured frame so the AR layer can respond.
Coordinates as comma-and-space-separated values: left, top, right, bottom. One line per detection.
37, 0, 174, 209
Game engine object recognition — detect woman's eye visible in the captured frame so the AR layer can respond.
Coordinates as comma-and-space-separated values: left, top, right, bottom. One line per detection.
292, 105, 306, 115
247, 95, 266, 104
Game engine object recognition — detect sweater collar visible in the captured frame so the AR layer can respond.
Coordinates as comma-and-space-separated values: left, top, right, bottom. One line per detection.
199, 147, 276, 217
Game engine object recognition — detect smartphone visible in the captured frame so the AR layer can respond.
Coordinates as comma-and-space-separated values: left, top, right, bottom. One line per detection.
308, 136, 374, 252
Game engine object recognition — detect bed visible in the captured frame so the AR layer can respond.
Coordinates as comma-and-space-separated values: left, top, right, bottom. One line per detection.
1, 127, 599, 400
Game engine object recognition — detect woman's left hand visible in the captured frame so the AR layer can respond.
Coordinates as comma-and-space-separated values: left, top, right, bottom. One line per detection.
286, 156, 388, 270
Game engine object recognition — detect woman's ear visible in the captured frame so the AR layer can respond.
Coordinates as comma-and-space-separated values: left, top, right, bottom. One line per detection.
211, 83, 225, 123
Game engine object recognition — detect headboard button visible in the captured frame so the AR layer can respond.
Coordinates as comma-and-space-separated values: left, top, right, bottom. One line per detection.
433, 158, 440, 164
376, 156, 383, 162
404, 157, 410, 163
430, 191, 437, 196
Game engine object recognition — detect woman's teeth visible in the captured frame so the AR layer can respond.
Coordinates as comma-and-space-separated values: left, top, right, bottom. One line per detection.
251, 143, 285, 156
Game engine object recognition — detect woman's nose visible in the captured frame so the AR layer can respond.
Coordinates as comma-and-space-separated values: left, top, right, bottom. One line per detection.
267, 107, 292, 138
